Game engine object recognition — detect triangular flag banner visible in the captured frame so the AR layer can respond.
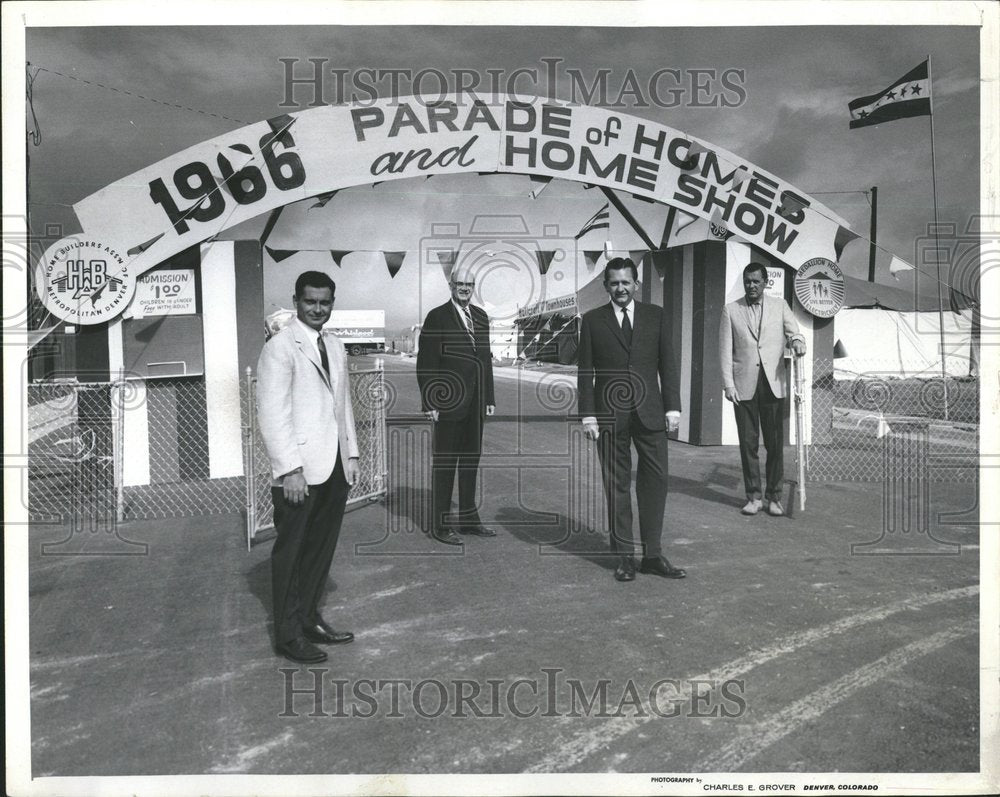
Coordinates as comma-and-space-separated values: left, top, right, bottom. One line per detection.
876, 413, 892, 439
384, 251, 406, 278
834, 225, 862, 259
310, 190, 339, 209
888, 255, 915, 281
583, 250, 603, 270
849, 60, 931, 130
435, 249, 458, 281
126, 232, 164, 256
731, 167, 751, 190
266, 113, 296, 136
259, 207, 284, 249
529, 175, 552, 199
575, 202, 611, 239
330, 250, 350, 267
265, 246, 297, 263
535, 250, 557, 276
629, 250, 648, 266
683, 139, 709, 168
777, 194, 807, 219
228, 143, 253, 155
674, 209, 699, 232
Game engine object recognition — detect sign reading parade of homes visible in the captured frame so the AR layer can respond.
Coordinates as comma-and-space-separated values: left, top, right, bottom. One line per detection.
36, 94, 853, 324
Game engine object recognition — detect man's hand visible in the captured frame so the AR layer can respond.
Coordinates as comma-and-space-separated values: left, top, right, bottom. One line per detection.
282, 470, 308, 505
583, 419, 600, 441
424, 409, 439, 422
346, 457, 361, 486
791, 340, 807, 358
665, 411, 680, 433
486, 405, 496, 416
723, 387, 739, 403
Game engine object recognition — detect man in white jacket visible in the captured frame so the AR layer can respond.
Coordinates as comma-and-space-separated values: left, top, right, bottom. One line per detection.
257, 270, 361, 663
719, 262, 806, 517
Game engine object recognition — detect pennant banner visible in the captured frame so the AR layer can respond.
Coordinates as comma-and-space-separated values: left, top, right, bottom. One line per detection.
888, 255, 915, 280
583, 250, 603, 270
628, 249, 648, 265
528, 175, 552, 199
330, 250, 350, 267
834, 225, 862, 259
265, 246, 297, 263
575, 202, 610, 239
849, 60, 931, 130
384, 251, 406, 278
310, 190, 339, 209
535, 250, 557, 276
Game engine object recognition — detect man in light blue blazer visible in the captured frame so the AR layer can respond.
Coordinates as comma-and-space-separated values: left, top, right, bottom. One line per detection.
719, 262, 806, 517
257, 271, 361, 663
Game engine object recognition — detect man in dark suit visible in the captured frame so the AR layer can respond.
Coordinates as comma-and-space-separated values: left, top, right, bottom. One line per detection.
577, 258, 686, 582
417, 264, 496, 545
257, 271, 361, 663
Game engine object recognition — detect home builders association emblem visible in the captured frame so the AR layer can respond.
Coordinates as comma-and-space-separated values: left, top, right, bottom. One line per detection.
36, 239, 136, 324
794, 256, 845, 318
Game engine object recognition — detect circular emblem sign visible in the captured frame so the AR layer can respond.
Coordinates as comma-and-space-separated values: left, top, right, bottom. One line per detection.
794, 257, 845, 318
35, 239, 136, 325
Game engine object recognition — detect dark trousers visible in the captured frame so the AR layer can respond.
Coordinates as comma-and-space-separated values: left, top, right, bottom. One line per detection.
431, 408, 484, 530
733, 369, 784, 502
596, 410, 669, 558
270, 454, 349, 644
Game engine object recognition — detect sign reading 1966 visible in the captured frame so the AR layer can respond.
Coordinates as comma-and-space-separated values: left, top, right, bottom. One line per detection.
148, 128, 305, 234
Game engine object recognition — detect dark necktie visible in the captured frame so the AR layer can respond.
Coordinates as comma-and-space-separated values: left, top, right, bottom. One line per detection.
621, 306, 633, 347
462, 306, 476, 349
317, 333, 330, 375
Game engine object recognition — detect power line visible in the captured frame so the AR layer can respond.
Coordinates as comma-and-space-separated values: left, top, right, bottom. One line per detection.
27, 63, 249, 126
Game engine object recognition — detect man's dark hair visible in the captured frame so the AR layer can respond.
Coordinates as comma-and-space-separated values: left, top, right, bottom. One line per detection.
603, 257, 639, 282
294, 270, 336, 298
743, 262, 768, 281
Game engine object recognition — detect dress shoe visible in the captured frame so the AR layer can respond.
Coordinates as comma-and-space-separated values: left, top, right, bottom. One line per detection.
614, 556, 636, 582
741, 498, 763, 515
303, 619, 354, 645
767, 500, 785, 517
458, 525, 497, 537
276, 637, 327, 663
431, 528, 463, 546
639, 555, 687, 579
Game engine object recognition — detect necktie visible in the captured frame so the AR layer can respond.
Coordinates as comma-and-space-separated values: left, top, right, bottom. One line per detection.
462, 306, 476, 348
621, 306, 633, 346
317, 333, 330, 375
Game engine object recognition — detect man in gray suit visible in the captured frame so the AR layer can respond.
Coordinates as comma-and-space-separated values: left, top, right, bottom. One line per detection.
257, 271, 361, 663
719, 262, 806, 517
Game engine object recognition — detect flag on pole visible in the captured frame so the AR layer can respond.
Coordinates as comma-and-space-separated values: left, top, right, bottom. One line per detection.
888, 255, 915, 280
848, 60, 931, 130
574, 203, 610, 239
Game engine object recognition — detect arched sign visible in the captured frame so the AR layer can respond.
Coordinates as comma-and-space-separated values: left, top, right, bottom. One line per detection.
36, 94, 851, 324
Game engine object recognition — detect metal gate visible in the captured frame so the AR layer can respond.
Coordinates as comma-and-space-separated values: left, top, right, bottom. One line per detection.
242, 362, 388, 549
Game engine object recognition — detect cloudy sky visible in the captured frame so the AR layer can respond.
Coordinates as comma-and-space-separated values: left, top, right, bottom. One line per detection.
25, 19, 981, 330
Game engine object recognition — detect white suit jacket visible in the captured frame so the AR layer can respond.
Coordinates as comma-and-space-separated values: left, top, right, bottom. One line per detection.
719, 294, 803, 400
256, 321, 360, 485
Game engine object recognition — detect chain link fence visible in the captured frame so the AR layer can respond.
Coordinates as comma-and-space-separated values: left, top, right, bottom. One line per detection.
26, 366, 387, 546
243, 364, 388, 547
805, 357, 978, 483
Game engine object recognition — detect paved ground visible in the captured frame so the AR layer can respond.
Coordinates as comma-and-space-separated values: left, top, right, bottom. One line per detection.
28, 362, 980, 776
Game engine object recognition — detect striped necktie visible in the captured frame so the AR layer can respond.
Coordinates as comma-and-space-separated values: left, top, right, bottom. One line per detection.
462, 306, 476, 348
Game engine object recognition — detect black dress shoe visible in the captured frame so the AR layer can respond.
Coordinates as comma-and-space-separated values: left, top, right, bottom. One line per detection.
639, 555, 687, 579
303, 620, 354, 645
432, 528, 464, 546
458, 525, 497, 537
276, 637, 328, 663
614, 556, 637, 582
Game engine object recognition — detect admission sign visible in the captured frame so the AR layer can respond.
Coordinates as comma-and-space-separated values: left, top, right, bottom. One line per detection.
37, 94, 852, 323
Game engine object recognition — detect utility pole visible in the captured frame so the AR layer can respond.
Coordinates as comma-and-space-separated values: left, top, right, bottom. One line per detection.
867, 185, 878, 282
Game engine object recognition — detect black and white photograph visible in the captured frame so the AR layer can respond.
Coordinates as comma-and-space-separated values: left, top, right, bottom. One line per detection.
4, 1, 998, 795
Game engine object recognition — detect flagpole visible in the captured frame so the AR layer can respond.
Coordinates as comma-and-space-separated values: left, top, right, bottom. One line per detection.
926, 54, 950, 420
